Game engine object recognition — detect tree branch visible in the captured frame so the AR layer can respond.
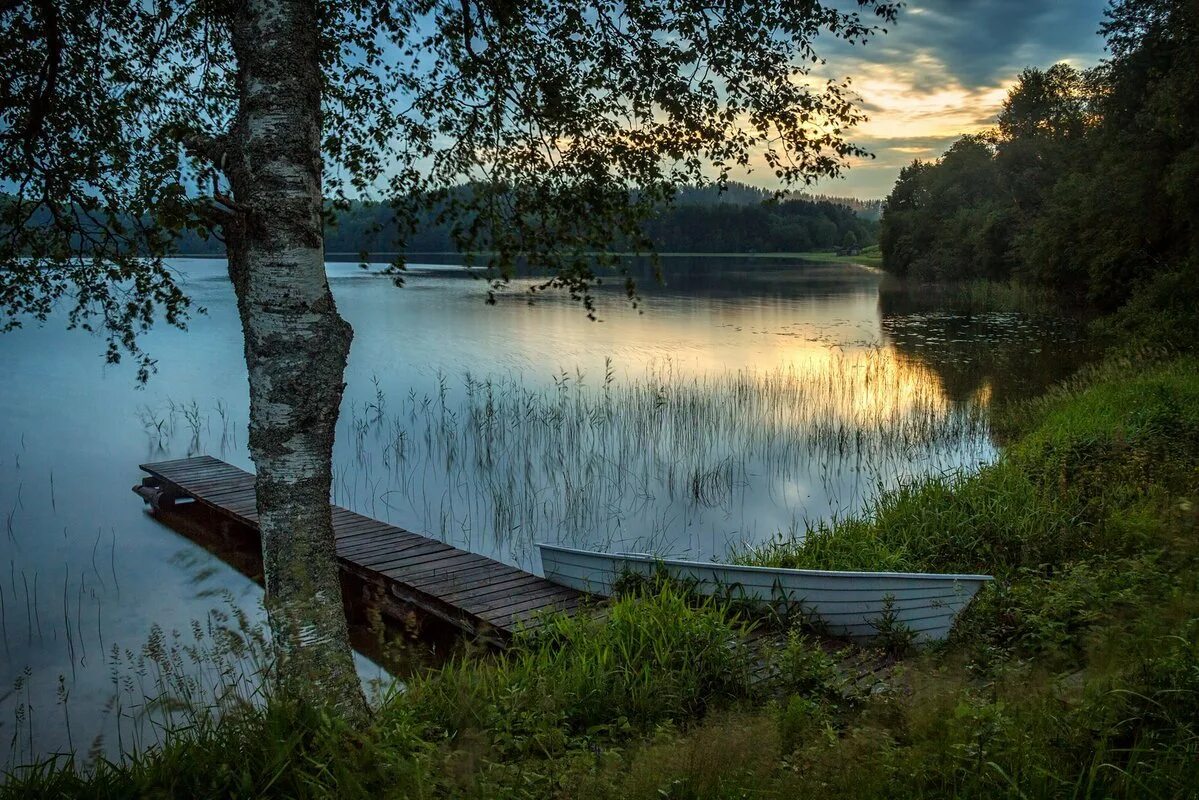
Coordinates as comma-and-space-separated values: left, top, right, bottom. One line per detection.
21, 0, 61, 161
179, 130, 231, 173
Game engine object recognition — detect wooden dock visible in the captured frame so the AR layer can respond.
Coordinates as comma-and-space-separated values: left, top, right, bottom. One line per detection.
134, 455, 587, 641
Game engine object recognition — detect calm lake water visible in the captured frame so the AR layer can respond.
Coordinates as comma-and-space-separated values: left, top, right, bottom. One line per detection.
0, 256, 1091, 763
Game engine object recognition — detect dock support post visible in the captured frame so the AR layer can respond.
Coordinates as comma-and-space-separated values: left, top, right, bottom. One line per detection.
132, 479, 185, 512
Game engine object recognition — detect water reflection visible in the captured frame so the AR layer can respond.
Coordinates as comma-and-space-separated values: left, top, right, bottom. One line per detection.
0, 256, 1090, 763
324, 346, 993, 571
878, 282, 1096, 405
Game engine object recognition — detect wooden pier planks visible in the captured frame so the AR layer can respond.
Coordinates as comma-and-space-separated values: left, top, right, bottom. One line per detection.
136, 455, 584, 639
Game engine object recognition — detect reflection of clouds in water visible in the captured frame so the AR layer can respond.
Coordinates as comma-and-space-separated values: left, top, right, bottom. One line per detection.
0, 257, 1083, 761
327, 344, 993, 576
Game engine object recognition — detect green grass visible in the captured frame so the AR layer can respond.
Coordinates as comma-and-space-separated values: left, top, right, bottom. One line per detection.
739, 356, 1199, 576
407, 582, 755, 746
5, 356, 1199, 799
792, 244, 884, 267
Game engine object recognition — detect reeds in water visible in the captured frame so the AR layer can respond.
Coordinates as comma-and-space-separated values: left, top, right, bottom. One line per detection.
331, 348, 993, 563
133, 348, 994, 566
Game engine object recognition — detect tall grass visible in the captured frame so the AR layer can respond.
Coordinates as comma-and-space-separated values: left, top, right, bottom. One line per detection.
4, 355, 1199, 798
3, 592, 271, 771
408, 583, 753, 745
878, 275, 1067, 316
1, 586, 762, 797
138, 350, 993, 565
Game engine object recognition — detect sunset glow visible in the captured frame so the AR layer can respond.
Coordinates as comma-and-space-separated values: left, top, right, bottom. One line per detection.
740, 0, 1110, 197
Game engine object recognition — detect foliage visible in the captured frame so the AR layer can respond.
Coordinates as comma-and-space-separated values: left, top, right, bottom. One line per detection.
406, 583, 754, 749
879, 0, 1199, 312
1098, 260, 1199, 352
879, 135, 1014, 283
638, 197, 876, 256
166, 184, 879, 257
0, 0, 899, 368
765, 631, 846, 704
5, 354, 1199, 798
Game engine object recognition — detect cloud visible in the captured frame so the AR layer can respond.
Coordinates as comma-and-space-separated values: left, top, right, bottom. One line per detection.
830, 0, 1109, 90
789, 0, 1110, 197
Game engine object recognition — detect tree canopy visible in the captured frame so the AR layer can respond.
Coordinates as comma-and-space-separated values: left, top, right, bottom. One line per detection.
878, 0, 1197, 311
1, 0, 900, 713
167, 187, 879, 257
2, 0, 898, 366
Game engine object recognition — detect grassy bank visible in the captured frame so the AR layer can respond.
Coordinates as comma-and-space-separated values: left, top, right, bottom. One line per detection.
794, 244, 884, 268
5, 356, 1197, 798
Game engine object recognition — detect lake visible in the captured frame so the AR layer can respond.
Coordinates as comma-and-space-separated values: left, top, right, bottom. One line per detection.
0, 255, 1092, 763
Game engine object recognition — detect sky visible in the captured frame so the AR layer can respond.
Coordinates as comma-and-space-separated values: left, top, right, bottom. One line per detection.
792, 0, 1111, 198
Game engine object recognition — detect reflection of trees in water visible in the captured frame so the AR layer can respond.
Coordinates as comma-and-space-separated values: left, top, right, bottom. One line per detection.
878, 285, 1099, 406
403, 256, 884, 301
650, 262, 879, 299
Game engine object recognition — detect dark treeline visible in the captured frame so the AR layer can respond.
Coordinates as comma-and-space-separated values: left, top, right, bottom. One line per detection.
638, 197, 876, 253
879, 0, 1197, 314
169, 183, 878, 256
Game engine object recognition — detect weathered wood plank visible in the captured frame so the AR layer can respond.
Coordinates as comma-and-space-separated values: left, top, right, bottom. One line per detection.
338, 533, 448, 559
475, 585, 581, 618
397, 558, 518, 586
368, 548, 485, 574
438, 574, 554, 605
487, 594, 587, 629
422, 568, 541, 595
137, 455, 587, 639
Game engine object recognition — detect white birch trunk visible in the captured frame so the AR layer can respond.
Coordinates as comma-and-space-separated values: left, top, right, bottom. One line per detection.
224, 0, 367, 717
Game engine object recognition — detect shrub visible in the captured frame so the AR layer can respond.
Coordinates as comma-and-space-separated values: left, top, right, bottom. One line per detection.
402, 584, 754, 756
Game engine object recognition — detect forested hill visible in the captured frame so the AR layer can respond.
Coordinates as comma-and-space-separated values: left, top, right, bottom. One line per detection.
669, 184, 885, 220
170, 184, 879, 256
878, 0, 1197, 313
639, 195, 876, 253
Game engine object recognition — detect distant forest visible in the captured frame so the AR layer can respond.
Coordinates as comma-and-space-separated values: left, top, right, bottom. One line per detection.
172, 183, 880, 256
879, 0, 1196, 314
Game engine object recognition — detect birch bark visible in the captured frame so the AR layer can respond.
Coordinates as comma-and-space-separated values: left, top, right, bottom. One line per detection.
224, 0, 367, 718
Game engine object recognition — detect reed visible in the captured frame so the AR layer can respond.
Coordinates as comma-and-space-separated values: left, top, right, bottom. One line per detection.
356, 349, 992, 562
0, 354, 1178, 799
135, 348, 992, 566
13, 353, 1195, 798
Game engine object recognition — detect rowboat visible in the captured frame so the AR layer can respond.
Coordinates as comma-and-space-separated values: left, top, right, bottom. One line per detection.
537, 543, 992, 642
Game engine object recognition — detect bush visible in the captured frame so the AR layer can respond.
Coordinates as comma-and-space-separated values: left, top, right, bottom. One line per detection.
402, 583, 754, 756
1100, 263, 1199, 353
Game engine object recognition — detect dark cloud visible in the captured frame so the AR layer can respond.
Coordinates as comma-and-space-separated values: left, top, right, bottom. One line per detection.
824, 0, 1109, 88
795, 0, 1110, 196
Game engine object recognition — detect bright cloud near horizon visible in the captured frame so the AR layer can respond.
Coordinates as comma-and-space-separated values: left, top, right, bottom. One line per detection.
774, 0, 1111, 199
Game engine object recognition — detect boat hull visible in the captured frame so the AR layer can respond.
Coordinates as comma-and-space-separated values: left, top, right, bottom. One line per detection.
537, 543, 992, 641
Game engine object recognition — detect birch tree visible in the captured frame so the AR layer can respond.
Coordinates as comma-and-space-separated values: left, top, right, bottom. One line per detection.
0, 0, 896, 717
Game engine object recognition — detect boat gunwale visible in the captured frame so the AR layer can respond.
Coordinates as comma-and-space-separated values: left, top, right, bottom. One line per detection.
537, 543, 994, 584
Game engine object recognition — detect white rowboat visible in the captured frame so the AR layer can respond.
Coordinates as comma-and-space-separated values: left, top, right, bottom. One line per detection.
537, 543, 993, 642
